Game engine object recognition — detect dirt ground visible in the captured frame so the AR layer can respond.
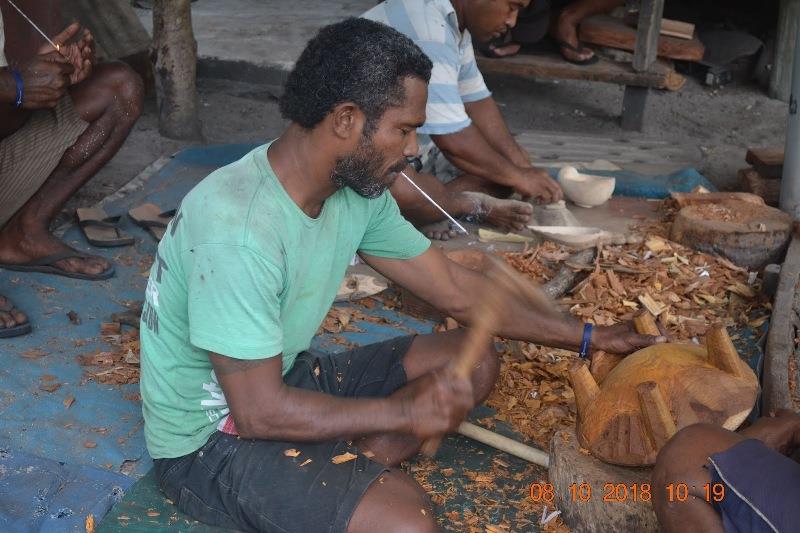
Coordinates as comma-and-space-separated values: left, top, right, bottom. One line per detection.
74, 72, 788, 210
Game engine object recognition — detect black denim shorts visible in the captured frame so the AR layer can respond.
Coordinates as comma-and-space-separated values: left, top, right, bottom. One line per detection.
154, 335, 415, 533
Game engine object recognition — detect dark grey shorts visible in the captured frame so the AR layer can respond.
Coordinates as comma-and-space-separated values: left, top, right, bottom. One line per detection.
154, 335, 415, 533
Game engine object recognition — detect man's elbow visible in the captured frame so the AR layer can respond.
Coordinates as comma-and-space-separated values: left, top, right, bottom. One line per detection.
230, 404, 286, 440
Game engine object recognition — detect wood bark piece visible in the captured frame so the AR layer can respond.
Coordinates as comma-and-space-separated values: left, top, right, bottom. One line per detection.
549, 430, 659, 533
738, 168, 781, 207
569, 327, 758, 466
152, 0, 202, 140
580, 15, 704, 62
670, 199, 792, 270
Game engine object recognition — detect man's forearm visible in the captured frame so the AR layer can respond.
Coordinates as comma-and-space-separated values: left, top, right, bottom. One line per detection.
238, 384, 412, 442
442, 263, 584, 351
432, 125, 524, 187
465, 97, 531, 168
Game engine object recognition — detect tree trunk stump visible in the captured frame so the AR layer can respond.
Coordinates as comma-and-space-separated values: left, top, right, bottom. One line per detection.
548, 429, 658, 532
152, 0, 202, 140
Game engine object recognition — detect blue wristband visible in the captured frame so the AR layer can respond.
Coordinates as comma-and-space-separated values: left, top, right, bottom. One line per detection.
579, 323, 593, 359
11, 69, 23, 108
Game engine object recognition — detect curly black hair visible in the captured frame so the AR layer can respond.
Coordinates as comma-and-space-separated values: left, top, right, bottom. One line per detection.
279, 18, 433, 134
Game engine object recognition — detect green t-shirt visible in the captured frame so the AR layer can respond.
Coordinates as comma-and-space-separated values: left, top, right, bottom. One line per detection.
140, 143, 430, 459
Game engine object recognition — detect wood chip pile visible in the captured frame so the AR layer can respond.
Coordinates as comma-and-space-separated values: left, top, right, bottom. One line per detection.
486, 231, 770, 451
79, 322, 141, 385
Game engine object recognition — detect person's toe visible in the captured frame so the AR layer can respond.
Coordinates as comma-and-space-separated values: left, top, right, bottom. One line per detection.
11, 307, 27, 326
0, 311, 14, 328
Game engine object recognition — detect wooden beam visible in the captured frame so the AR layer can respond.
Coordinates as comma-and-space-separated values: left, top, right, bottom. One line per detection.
476, 52, 684, 90
579, 15, 704, 62
633, 0, 665, 72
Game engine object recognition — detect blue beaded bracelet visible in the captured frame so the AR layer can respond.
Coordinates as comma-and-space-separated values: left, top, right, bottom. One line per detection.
579, 323, 593, 359
11, 69, 23, 108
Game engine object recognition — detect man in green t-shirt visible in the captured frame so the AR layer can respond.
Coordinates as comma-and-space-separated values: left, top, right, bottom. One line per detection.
140, 18, 664, 533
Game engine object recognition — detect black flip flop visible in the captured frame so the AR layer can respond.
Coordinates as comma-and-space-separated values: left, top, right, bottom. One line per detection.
77, 207, 135, 248
0, 296, 31, 338
553, 38, 599, 66
0, 250, 115, 281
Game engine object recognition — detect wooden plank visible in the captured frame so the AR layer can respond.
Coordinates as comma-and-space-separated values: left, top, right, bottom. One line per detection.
660, 19, 695, 40
580, 15, 705, 62
633, 0, 665, 72
746, 147, 785, 168
476, 51, 684, 90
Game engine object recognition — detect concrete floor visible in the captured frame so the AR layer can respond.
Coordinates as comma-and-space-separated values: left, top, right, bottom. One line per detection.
122, 0, 789, 198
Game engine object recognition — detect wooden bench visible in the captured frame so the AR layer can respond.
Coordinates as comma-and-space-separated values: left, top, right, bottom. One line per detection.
477, 0, 670, 132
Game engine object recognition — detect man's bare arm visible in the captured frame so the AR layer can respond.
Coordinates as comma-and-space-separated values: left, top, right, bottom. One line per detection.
210, 354, 409, 441
431, 122, 561, 201
361, 248, 663, 355
465, 97, 530, 168
210, 351, 473, 443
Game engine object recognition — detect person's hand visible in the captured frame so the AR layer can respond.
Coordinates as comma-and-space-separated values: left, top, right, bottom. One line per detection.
512, 167, 563, 203
37, 23, 95, 85
741, 411, 800, 456
396, 367, 474, 440
16, 52, 74, 109
591, 321, 667, 356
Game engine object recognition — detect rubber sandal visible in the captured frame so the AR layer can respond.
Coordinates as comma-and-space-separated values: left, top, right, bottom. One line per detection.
76, 207, 135, 248
553, 38, 599, 65
0, 296, 31, 338
128, 203, 176, 241
0, 250, 115, 281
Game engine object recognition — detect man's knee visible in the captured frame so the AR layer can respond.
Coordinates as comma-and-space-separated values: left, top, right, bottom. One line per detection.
349, 470, 437, 533
96, 62, 145, 122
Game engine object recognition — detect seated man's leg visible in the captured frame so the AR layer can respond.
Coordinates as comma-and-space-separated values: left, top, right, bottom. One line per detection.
156, 432, 437, 533
551, 0, 623, 63
0, 62, 143, 277
651, 424, 736, 533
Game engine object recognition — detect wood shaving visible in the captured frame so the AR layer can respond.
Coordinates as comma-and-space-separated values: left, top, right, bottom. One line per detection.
331, 452, 358, 464
284, 449, 301, 457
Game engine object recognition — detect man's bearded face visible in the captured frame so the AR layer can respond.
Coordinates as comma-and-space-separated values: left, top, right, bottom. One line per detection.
331, 133, 407, 199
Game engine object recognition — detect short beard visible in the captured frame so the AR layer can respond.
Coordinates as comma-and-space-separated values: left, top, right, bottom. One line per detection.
331, 135, 399, 199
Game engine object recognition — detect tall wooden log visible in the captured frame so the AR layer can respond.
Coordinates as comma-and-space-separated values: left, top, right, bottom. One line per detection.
152, 0, 201, 140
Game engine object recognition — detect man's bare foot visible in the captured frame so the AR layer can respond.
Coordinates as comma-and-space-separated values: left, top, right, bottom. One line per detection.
423, 221, 459, 241
463, 192, 533, 233
0, 294, 28, 332
552, 11, 595, 63
0, 223, 111, 277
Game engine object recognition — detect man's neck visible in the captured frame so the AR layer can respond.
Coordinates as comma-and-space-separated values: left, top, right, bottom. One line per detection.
449, 0, 467, 32
267, 126, 338, 218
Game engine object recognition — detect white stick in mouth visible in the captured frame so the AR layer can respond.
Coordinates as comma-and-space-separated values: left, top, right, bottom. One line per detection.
5, 0, 61, 52
399, 171, 468, 235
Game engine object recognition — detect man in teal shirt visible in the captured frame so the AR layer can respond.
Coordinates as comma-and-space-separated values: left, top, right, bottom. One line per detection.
140, 18, 663, 533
